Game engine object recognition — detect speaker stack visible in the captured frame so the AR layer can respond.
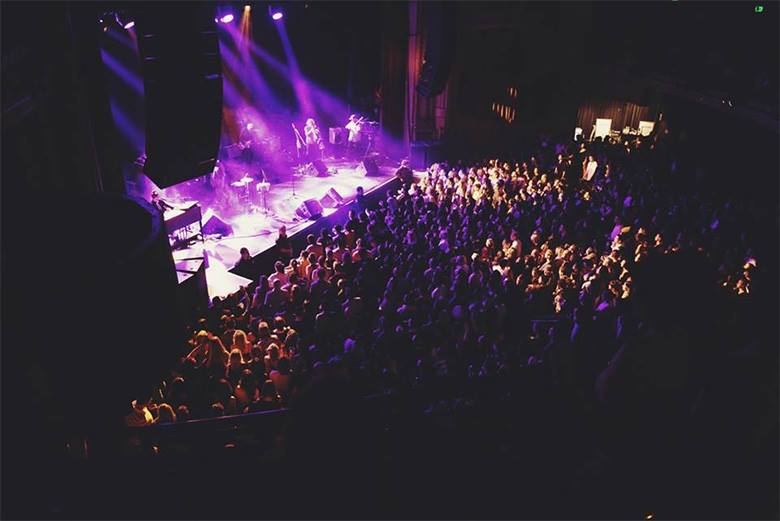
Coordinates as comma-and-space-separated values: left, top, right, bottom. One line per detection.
135, 4, 223, 188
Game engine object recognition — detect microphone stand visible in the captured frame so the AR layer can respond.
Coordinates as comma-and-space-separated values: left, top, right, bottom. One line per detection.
291, 123, 306, 199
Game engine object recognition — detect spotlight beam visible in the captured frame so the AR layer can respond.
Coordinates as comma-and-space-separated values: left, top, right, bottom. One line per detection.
221, 21, 350, 122
219, 39, 276, 107
273, 19, 314, 116
100, 49, 144, 96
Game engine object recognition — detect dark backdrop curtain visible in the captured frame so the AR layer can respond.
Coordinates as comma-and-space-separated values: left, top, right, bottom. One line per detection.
380, 2, 407, 143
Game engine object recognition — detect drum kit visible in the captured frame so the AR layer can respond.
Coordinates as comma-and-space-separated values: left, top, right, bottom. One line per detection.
230, 173, 273, 215
256, 179, 271, 215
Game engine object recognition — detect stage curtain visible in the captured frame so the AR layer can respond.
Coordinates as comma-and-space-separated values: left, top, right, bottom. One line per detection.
403, 2, 450, 145
404, 0, 424, 148
622, 102, 649, 129
577, 100, 651, 138
379, 2, 407, 143
434, 82, 449, 139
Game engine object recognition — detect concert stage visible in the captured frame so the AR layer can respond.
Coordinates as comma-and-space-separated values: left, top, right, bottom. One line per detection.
162, 158, 400, 300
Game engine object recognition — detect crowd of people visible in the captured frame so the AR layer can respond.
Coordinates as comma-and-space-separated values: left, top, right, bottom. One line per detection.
129, 133, 767, 426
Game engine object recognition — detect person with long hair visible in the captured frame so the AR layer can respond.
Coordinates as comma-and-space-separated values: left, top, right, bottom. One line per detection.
304, 117, 324, 161
231, 330, 251, 357
185, 330, 210, 365
205, 335, 230, 376
226, 349, 246, 387
255, 321, 273, 352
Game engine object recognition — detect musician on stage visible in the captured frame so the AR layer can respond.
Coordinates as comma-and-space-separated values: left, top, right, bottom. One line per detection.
304, 118, 324, 162
345, 114, 364, 159
239, 122, 256, 164
150, 190, 174, 213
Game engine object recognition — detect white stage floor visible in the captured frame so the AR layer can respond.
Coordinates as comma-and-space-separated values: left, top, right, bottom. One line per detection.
166, 159, 398, 298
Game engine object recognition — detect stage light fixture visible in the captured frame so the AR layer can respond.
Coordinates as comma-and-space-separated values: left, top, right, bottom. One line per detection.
244, 5, 251, 11
98, 11, 120, 32
269, 6, 283, 20
99, 16, 112, 32
112, 11, 135, 31
220, 13, 235, 23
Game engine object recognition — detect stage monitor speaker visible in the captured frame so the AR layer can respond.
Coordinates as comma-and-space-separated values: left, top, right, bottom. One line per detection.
311, 159, 329, 177
319, 187, 345, 209
319, 193, 336, 209
327, 187, 345, 205
359, 157, 380, 177
415, 2, 456, 98
296, 198, 323, 220
202, 210, 233, 236
135, 4, 223, 188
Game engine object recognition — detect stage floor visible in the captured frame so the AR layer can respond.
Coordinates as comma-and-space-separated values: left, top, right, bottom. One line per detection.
164, 158, 398, 298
